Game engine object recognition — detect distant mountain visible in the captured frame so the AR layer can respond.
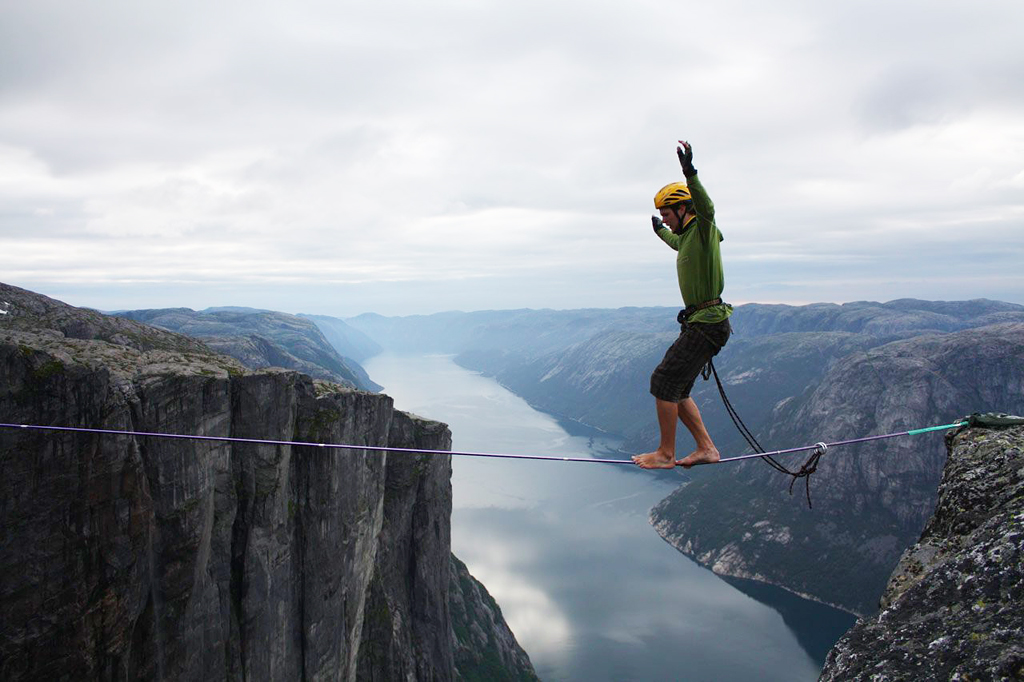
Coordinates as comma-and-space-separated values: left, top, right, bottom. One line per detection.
346, 307, 679, 371
202, 306, 278, 314
489, 328, 885, 453
344, 299, 1024, 614
300, 314, 383, 363
115, 307, 381, 392
733, 298, 1024, 336
409, 300, 1024, 455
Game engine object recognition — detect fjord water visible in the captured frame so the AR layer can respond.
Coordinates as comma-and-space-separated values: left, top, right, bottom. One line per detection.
364, 353, 853, 682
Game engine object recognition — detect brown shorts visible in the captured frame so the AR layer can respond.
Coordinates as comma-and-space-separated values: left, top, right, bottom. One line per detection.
649, 319, 731, 402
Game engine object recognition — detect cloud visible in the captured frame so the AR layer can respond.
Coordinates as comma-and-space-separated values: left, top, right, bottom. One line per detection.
1, 0, 1022, 315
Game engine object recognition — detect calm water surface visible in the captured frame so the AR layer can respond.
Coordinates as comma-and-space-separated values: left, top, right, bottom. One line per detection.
364, 353, 853, 682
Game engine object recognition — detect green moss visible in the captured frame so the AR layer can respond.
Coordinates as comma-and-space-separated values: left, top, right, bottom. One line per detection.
306, 408, 342, 442
33, 359, 65, 380
451, 561, 540, 682
180, 496, 202, 515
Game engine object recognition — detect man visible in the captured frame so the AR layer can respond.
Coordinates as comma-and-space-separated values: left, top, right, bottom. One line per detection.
633, 141, 733, 470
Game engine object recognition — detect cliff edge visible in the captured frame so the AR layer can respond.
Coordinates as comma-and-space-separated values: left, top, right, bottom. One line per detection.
0, 282, 536, 681
819, 419, 1024, 680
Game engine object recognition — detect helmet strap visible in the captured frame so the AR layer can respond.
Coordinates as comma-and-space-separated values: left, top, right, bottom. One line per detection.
673, 206, 686, 231
672, 204, 696, 234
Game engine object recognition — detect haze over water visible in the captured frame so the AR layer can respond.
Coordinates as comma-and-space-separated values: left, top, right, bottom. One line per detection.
365, 352, 853, 682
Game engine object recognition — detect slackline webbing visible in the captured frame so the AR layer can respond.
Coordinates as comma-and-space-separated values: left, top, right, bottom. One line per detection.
0, 420, 969, 467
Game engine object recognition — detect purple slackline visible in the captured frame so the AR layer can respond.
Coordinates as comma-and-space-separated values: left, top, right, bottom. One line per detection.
0, 421, 968, 468
0, 422, 627, 465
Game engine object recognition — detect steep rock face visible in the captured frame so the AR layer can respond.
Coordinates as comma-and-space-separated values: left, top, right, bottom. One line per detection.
356, 411, 454, 681
0, 330, 441, 679
651, 323, 1024, 615
819, 424, 1024, 680
0, 283, 534, 681
449, 555, 539, 682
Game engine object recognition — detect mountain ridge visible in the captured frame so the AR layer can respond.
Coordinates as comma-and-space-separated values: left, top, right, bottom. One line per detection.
113, 305, 381, 392
340, 300, 1024, 615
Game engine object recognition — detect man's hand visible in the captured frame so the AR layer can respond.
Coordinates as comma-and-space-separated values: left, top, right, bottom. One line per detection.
677, 140, 697, 178
652, 215, 665, 233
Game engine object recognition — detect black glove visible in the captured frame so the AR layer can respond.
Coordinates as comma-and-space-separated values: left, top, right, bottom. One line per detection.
677, 141, 697, 178
652, 215, 665, 233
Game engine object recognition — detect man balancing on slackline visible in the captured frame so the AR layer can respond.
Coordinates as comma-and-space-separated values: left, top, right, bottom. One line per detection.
633, 141, 733, 470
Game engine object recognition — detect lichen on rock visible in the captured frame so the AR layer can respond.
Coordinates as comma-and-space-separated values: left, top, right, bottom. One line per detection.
819, 424, 1024, 681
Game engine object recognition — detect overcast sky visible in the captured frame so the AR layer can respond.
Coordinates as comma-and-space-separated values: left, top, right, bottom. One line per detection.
2, 0, 1022, 317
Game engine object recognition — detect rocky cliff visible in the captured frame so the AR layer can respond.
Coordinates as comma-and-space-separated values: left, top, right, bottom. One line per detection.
819, 421, 1024, 680
449, 555, 539, 682
0, 283, 536, 681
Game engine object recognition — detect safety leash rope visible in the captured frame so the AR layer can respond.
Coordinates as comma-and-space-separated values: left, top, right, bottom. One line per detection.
688, 320, 825, 505
705, 357, 825, 507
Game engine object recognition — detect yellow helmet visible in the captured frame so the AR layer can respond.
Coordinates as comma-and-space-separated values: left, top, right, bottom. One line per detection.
654, 182, 691, 209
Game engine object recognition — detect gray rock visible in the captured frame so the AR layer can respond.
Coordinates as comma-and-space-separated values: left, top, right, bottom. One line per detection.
819, 424, 1024, 681
0, 282, 532, 681
449, 554, 539, 682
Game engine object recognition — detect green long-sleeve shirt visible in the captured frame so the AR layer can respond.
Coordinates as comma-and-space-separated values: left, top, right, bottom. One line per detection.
654, 173, 732, 324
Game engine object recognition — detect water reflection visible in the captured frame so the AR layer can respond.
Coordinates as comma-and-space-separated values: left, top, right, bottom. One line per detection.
365, 353, 843, 682
720, 576, 858, 665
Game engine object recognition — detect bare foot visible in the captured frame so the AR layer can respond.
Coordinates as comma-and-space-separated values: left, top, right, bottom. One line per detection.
632, 449, 676, 469
676, 447, 720, 469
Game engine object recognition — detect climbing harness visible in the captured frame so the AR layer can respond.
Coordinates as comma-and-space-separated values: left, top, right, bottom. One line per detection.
677, 298, 723, 324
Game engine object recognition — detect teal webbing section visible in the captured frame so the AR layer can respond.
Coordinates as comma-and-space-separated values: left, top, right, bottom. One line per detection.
907, 421, 968, 436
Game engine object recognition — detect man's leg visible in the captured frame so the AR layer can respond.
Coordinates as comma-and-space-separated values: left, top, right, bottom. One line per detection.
675, 397, 720, 468
631, 398, 680, 469
638, 319, 729, 470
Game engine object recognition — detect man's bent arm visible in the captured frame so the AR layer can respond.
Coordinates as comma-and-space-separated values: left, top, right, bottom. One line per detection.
656, 224, 681, 250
